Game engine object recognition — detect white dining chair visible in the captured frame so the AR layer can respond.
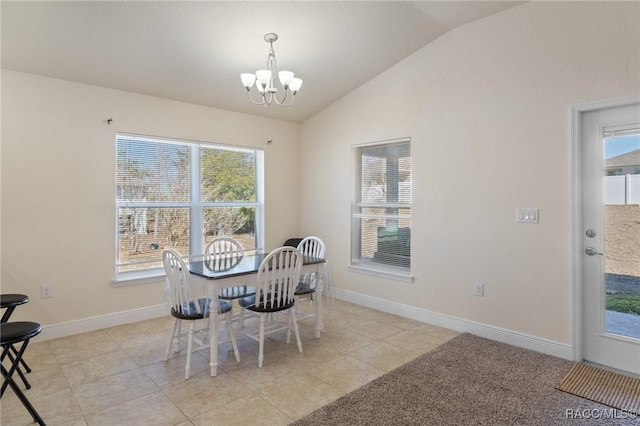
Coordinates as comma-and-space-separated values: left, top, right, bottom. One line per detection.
163, 249, 240, 379
236, 246, 303, 367
295, 236, 327, 329
204, 237, 256, 301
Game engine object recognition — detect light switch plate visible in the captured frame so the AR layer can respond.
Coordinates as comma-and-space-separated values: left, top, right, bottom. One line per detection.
516, 208, 539, 223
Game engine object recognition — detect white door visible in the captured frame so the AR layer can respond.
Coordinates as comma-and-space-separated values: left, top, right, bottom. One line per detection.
580, 99, 640, 375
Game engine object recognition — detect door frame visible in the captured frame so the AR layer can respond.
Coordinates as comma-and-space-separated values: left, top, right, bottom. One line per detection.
571, 94, 640, 363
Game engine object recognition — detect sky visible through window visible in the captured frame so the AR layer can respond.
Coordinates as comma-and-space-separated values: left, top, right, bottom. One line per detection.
605, 135, 639, 159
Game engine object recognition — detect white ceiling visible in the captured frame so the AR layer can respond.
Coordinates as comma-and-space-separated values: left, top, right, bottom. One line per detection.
1, 1, 523, 123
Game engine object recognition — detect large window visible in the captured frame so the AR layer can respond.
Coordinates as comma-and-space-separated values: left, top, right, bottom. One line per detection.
116, 134, 263, 278
351, 138, 411, 278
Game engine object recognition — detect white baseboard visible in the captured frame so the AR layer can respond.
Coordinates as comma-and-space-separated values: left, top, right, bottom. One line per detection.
331, 288, 574, 360
37, 304, 168, 342
35, 290, 574, 361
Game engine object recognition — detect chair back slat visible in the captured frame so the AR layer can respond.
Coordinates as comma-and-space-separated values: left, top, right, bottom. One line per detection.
256, 247, 301, 308
297, 236, 326, 259
163, 249, 202, 316
297, 236, 326, 287
204, 237, 244, 271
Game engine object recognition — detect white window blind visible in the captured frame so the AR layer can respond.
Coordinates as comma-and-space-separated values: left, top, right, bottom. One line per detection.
115, 134, 263, 278
351, 139, 411, 274
117, 138, 191, 203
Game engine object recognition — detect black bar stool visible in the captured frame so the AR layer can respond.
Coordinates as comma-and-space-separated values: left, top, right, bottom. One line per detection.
1, 294, 29, 323
1, 321, 46, 425
0, 294, 32, 388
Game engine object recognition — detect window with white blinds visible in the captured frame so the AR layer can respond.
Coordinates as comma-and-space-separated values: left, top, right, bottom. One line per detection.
116, 134, 263, 278
351, 139, 411, 277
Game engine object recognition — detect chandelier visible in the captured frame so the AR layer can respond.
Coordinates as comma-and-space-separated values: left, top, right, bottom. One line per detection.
240, 33, 302, 107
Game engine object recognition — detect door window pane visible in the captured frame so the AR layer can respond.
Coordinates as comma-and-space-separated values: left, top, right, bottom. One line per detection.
603, 134, 640, 339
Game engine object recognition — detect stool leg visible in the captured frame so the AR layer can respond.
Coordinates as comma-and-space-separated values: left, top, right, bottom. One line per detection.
1, 345, 15, 396
11, 344, 32, 373
1, 364, 46, 425
5, 349, 31, 389
1, 340, 46, 425
1, 305, 33, 384
0, 306, 16, 324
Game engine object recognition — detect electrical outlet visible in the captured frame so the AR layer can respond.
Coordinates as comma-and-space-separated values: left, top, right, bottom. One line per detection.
41, 283, 53, 298
473, 281, 484, 297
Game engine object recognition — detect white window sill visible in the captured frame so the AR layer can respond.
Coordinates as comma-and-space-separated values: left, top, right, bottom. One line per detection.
347, 263, 413, 283
112, 268, 165, 287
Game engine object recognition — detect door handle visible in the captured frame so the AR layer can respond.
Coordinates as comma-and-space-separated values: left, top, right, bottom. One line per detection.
585, 247, 604, 256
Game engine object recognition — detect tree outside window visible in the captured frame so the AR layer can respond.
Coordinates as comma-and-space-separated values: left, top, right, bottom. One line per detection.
116, 135, 263, 276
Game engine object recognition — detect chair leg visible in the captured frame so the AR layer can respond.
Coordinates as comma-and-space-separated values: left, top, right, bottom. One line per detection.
318, 292, 325, 333
236, 307, 246, 339
294, 295, 302, 315
164, 318, 179, 361
224, 311, 240, 362
287, 297, 303, 343
289, 309, 303, 353
185, 321, 196, 379
285, 311, 292, 344
174, 320, 182, 353
258, 314, 265, 368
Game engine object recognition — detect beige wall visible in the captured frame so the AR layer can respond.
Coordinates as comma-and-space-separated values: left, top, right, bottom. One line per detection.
299, 1, 640, 344
2, 1, 639, 346
1, 70, 300, 326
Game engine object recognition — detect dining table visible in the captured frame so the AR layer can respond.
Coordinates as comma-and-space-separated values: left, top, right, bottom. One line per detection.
188, 251, 327, 376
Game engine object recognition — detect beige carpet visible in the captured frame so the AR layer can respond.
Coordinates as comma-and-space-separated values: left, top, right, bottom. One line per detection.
292, 333, 639, 425
557, 363, 640, 413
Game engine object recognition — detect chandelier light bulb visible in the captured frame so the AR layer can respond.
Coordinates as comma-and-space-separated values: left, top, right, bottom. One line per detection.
278, 71, 294, 88
255, 70, 271, 87
240, 73, 256, 89
289, 78, 303, 93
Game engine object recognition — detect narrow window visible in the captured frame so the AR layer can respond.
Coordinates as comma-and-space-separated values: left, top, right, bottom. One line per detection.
351, 138, 411, 279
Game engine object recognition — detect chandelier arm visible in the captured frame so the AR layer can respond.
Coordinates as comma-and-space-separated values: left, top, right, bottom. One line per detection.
274, 89, 287, 105
277, 96, 295, 108
246, 90, 270, 106
273, 90, 295, 107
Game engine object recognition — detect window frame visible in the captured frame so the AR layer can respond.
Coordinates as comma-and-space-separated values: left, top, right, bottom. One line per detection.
349, 137, 413, 282
114, 133, 264, 282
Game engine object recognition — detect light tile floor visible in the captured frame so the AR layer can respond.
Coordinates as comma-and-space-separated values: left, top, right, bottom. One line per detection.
1, 299, 459, 426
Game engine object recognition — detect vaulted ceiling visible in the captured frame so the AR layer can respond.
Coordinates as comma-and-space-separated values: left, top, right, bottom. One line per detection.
1, 1, 523, 122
